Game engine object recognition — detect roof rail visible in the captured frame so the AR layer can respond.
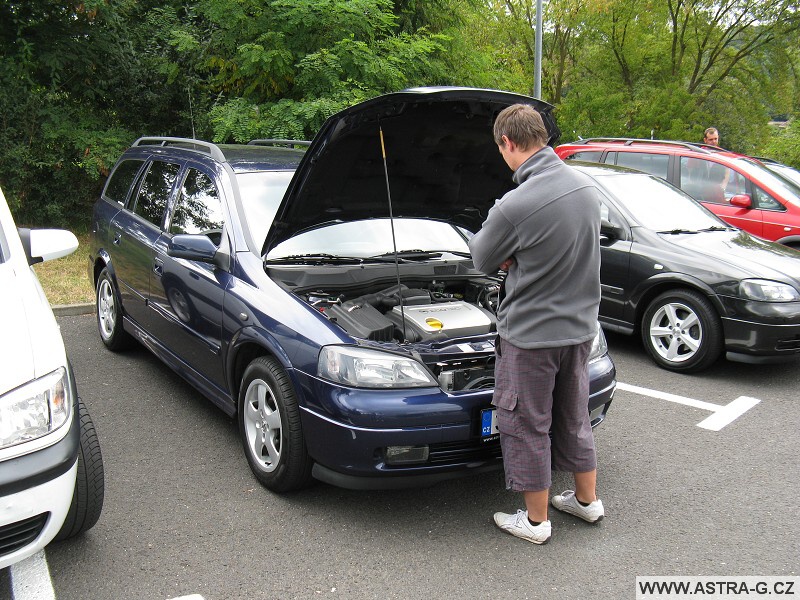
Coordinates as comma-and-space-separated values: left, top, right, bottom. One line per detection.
247, 139, 311, 147
132, 137, 227, 162
573, 137, 713, 155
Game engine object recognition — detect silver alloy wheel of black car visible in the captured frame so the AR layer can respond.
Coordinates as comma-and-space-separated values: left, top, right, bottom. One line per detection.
641, 289, 723, 373
238, 356, 313, 492
96, 267, 133, 351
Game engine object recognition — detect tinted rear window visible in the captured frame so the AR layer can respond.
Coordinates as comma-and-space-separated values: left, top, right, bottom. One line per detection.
104, 159, 144, 205
614, 152, 669, 179
564, 150, 602, 162
133, 161, 181, 227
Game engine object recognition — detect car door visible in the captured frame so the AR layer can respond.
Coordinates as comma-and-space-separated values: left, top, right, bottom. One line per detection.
109, 159, 182, 328
597, 195, 633, 329
752, 183, 800, 242
149, 165, 228, 391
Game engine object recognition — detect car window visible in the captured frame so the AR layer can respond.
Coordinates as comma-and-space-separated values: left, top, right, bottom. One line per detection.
595, 172, 723, 231
679, 158, 746, 205
732, 157, 800, 209
169, 168, 225, 245
614, 152, 669, 179
751, 186, 785, 211
104, 159, 144, 205
132, 161, 181, 227
267, 218, 470, 259
564, 150, 602, 162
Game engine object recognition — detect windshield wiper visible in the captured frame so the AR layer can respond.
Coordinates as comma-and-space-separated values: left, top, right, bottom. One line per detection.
265, 253, 400, 265
658, 228, 700, 235
697, 225, 732, 232
372, 249, 472, 261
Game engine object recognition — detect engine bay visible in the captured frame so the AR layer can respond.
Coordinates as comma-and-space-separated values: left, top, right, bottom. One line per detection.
267, 262, 504, 391
309, 281, 500, 343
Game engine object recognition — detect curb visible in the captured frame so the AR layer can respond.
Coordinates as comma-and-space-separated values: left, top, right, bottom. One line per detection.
52, 303, 94, 316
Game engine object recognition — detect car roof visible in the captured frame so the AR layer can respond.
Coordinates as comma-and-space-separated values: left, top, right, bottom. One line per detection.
125, 137, 307, 173
558, 137, 746, 160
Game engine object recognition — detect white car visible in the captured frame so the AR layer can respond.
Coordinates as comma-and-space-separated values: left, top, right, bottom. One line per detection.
0, 187, 104, 570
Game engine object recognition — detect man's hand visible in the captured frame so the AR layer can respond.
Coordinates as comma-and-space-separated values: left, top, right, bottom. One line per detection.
500, 258, 514, 271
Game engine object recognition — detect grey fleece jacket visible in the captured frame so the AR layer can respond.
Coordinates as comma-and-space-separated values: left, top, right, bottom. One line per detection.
468, 146, 601, 349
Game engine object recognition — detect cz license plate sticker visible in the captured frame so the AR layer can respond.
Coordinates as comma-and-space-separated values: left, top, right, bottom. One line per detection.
481, 408, 499, 442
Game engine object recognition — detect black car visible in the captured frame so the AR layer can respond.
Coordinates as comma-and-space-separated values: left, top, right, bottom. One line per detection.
573, 161, 800, 372
88, 87, 616, 492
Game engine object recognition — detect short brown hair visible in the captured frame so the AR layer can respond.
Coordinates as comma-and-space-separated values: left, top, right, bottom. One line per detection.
493, 104, 549, 151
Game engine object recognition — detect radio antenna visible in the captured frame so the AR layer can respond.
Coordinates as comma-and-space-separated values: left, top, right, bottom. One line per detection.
379, 125, 408, 343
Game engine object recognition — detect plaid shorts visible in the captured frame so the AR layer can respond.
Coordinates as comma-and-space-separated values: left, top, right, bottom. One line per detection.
493, 337, 597, 492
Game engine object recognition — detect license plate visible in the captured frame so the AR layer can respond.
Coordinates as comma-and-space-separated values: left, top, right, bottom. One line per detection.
481, 408, 499, 441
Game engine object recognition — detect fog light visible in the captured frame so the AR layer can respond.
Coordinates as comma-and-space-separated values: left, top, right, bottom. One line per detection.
385, 445, 429, 465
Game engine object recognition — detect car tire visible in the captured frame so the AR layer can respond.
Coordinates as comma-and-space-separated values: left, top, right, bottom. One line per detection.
54, 398, 105, 541
641, 289, 723, 373
96, 267, 133, 350
238, 356, 313, 492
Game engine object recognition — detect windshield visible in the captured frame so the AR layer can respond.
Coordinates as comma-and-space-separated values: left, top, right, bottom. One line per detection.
732, 158, 800, 208
267, 218, 471, 259
595, 173, 725, 231
235, 171, 295, 249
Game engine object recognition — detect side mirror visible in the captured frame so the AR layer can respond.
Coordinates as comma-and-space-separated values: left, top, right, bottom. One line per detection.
600, 218, 624, 241
729, 194, 752, 209
169, 234, 217, 261
17, 227, 79, 266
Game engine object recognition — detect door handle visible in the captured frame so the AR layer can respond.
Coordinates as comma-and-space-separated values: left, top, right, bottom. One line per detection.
153, 257, 163, 277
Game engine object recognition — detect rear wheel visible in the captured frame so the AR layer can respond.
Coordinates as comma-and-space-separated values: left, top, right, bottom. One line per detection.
641, 289, 723, 373
96, 267, 133, 350
54, 398, 105, 541
238, 357, 313, 492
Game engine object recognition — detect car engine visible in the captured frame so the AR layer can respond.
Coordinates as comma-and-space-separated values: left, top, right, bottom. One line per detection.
305, 281, 500, 343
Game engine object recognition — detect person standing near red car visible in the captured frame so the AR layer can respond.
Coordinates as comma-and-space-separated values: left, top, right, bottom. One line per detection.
703, 127, 720, 146
469, 104, 606, 544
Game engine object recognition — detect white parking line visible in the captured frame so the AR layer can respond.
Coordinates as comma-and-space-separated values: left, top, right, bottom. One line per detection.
617, 382, 760, 430
9, 551, 55, 600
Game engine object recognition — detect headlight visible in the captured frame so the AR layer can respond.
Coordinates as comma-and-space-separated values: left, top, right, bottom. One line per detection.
739, 279, 800, 302
589, 325, 608, 363
318, 346, 438, 389
0, 368, 71, 450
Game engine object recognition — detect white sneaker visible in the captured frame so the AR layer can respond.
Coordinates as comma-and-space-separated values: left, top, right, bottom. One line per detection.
550, 490, 604, 523
493, 510, 551, 544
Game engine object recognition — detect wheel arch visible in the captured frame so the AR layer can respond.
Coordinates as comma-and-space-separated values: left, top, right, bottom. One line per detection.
227, 328, 297, 414
631, 274, 723, 333
776, 236, 800, 249
92, 249, 114, 290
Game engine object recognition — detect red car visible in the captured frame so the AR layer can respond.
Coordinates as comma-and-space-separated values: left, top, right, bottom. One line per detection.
555, 138, 800, 249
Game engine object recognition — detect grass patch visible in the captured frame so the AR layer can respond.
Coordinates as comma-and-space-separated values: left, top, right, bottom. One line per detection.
33, 232, 95, 306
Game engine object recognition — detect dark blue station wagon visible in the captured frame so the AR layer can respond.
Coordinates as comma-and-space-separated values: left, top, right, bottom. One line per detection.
89, 87, 616, 492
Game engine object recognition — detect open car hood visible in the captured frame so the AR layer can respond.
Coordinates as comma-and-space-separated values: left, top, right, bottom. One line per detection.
262, 87, 559, 254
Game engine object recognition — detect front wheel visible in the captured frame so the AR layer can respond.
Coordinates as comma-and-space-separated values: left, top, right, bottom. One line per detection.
54, 398, 105, 541
641, 289, 723, 373
238, 357, 313, 492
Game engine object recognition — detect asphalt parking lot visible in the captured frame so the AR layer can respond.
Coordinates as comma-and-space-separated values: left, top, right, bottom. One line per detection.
2, 315, 798, 600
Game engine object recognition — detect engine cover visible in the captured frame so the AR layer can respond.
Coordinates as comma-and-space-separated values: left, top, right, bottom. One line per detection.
387, 301, 495, 341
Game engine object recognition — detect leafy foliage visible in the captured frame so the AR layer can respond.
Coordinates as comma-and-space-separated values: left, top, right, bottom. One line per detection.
1, 0, 799, 227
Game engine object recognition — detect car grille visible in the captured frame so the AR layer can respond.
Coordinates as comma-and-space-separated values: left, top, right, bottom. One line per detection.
428, 438, 502, 465
0, 513, 49, 558
776, 337, 800, 351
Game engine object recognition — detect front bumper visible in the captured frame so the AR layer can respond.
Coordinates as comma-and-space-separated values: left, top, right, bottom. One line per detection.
0, 383, 80, 569
719, 296, 800, 361
297, 353, 616, 490
0, 463, 77, 570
